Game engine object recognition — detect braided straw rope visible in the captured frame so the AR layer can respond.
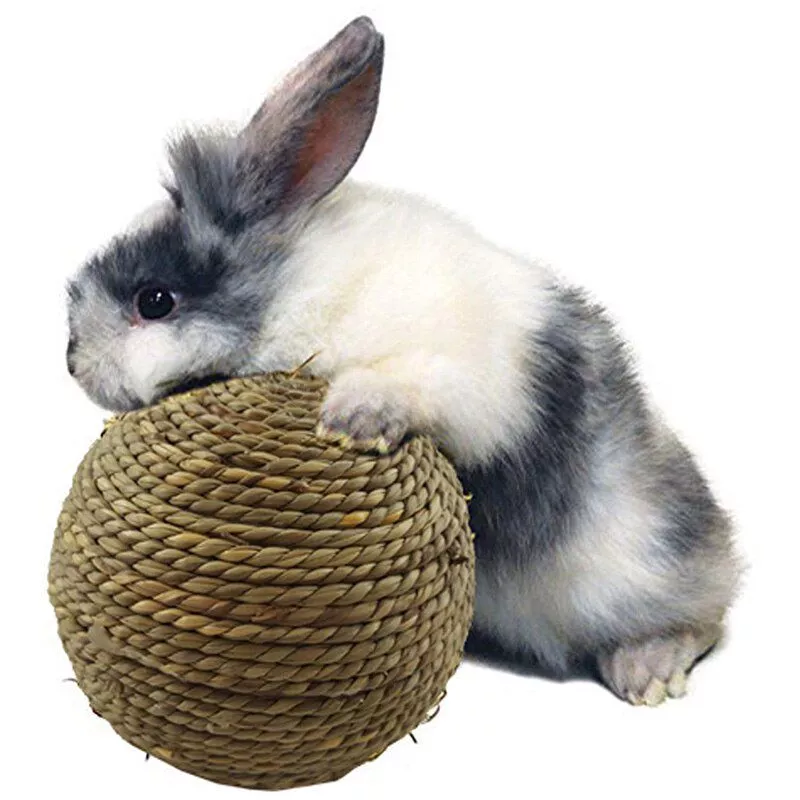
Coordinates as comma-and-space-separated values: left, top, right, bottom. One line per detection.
49, 373, 475, 790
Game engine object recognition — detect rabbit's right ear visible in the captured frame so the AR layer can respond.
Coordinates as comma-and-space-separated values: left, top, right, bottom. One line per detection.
236, 16, 384, 222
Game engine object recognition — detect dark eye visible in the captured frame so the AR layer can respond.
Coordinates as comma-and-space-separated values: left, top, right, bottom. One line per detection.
135, 286, 176, 320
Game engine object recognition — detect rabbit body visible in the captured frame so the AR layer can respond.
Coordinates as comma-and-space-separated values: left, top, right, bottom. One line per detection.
251, 180, 738, 680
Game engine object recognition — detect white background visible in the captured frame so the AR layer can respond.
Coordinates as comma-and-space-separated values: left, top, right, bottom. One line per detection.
2, 1, 798, 797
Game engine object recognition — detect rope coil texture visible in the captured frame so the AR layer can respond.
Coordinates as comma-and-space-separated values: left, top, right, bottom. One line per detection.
49, 373, 475, 790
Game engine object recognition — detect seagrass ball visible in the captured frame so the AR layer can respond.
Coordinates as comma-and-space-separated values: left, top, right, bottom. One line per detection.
49, 373, 475, 790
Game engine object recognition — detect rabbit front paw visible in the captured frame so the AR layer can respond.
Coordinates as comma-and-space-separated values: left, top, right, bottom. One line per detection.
318, 372, 411, 453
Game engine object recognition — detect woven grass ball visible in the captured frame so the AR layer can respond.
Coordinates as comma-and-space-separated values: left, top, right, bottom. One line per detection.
49, 373, 475, 790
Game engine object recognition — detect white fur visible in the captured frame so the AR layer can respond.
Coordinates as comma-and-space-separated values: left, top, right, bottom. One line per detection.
124, 321, 231, 404
126, 199, 171, 234
252, 182, 552, 466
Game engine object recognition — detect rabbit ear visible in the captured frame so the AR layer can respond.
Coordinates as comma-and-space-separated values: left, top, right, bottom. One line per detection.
238, 16, 384, 216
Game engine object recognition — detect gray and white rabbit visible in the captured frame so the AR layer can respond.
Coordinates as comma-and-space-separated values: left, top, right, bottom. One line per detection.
66, 17, 739, 705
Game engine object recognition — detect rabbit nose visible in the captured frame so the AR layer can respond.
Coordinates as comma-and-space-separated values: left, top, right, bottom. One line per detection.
66, 337, 77, 376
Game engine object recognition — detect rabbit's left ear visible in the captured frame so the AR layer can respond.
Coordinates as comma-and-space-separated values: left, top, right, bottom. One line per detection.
238, 16, 384, 215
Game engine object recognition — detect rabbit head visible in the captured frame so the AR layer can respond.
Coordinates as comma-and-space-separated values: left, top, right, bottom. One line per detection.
66, 16, 384, 410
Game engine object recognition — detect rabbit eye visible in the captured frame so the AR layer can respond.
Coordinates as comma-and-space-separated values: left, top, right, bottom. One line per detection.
135, 286, 176, 320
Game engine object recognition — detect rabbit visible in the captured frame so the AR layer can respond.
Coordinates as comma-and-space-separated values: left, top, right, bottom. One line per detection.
66, 16, 740, 706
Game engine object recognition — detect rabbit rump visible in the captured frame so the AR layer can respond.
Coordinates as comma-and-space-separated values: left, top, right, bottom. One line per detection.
66, 17, 739, 705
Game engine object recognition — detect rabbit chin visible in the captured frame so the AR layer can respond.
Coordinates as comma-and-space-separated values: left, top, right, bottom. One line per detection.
118, 322, 241, 408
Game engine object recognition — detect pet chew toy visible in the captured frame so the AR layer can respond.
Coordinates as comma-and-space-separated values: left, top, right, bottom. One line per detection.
49, 373, 475, 790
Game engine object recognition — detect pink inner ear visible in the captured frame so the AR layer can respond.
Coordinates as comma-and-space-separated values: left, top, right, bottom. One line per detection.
290, 63, 378, 199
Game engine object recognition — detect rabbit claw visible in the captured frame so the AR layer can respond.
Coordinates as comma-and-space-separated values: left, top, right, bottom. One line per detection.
318, 383, 409, 454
